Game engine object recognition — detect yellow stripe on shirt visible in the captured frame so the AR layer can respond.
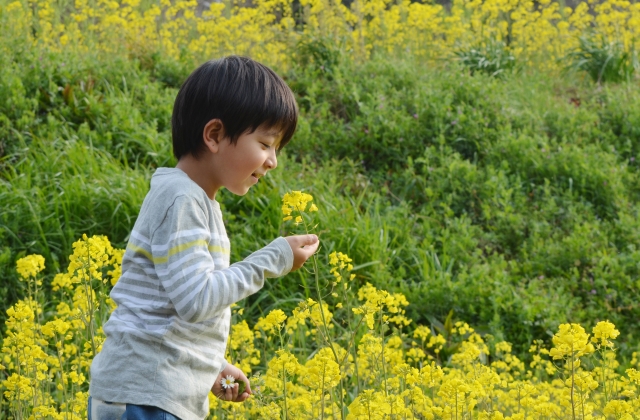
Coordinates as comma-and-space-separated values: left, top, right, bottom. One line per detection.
128, 241, 230, 264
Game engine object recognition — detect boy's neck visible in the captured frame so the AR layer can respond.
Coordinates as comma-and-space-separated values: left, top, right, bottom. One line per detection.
176, 154, 219, 200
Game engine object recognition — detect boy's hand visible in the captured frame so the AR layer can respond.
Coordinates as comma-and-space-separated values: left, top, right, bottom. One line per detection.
212, 363, 252, 402
285, 234, 319, 271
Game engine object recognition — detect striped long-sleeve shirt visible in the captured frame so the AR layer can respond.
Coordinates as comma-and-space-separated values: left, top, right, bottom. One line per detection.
89, 168, 293, 420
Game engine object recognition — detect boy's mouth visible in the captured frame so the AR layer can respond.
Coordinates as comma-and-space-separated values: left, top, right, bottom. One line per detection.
251, 172, 264, 180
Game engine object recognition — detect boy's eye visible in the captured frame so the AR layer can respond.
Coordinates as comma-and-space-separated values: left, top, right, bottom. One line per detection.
261, 143, 271, 149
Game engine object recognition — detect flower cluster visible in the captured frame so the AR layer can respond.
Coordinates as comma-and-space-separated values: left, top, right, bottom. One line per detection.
550, 323, 595, 360
281, 190, 317, 224
1, 235, 124, 419
329, 251, 354, 283
592, 320, 620, 348
15, 254, 45, 280
255, 309, 288, 335
226, 319, 261, 375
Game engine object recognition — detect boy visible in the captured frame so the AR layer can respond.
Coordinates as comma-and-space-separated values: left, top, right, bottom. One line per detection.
89, 56, 319, 420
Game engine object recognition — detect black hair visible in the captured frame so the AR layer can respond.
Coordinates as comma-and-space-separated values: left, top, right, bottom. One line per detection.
171, 56, 298, 160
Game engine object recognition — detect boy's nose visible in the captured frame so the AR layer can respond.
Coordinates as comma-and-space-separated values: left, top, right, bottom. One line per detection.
266, 150, 277, 169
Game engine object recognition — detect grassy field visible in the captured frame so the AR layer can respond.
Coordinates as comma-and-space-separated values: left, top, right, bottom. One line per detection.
2, 0, 640, 418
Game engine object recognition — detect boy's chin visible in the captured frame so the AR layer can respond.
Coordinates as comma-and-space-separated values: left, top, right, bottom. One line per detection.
226, 186, 251, 196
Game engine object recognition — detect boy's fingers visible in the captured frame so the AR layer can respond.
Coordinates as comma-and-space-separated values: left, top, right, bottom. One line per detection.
225, 385, 235, 401
303, 240, 320, 255
286, 234, 320, 270
292, 234, 318, 247
243, 380, 253, 395
304, 234, 319, 246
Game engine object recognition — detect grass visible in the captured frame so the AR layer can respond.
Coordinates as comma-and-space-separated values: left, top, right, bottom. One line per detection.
2, 44, 640, 360
0, 134, 151, 307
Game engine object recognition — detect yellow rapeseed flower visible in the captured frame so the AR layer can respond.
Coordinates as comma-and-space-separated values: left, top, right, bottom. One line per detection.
2, 373, 33, 401
347, 389, 392, 419
301, 351, 341, 390
41, 319, 72, 338
603, 399, 633, 416
282, 191, 314, 221
592, 320, 620, 347
16, 254, 45, 280
68, 234, 113, 284
255, 309, 287, 335
51, 273, 73, 291
550, 323, 594, 360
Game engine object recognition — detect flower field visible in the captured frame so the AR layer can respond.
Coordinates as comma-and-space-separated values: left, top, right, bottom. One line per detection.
2, 0, 640, 418
4, 197, 640, 419
2, 0, 640, 72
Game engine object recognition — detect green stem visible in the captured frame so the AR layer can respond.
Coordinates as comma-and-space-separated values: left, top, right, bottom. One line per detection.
83, 275, 97, 357
287, 204, 353, 419
320, 362, 326, 420
83, 245, 97, 357
282, 362, 288, 420
379, 307, 389, 397
312, 252, 347, 420
518, 387, 521, 414
55, 338, 69, 420
571, 349, 576, 420
602, 347, 609, 404
299, 211, 346, 420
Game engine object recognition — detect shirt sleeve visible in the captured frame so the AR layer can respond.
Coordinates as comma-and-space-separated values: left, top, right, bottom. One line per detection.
151, 195, 294, 323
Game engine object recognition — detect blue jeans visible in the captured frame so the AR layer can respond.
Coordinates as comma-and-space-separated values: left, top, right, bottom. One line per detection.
88, 396, 181, 420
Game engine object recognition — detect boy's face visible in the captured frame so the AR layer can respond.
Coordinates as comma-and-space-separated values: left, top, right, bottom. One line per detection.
210, 125, 282, 196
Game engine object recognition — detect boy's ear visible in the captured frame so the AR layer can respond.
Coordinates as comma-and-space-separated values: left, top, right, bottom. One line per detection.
203, 119, 225, 153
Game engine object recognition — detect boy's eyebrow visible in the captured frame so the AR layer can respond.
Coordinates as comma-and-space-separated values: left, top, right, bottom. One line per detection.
263, 129, 282, 137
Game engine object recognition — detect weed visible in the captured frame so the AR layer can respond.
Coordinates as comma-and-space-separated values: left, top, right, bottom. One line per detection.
564, 34, 639, 84
454, 40, 518, 78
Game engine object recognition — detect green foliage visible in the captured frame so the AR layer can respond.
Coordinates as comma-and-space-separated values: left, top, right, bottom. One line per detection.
294, 36, 343, 79
564, 34, 639, 84
2, 42, 640, 360
454, 40, 518, 78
